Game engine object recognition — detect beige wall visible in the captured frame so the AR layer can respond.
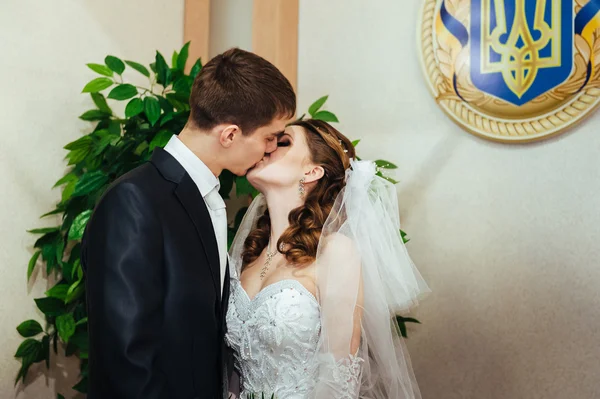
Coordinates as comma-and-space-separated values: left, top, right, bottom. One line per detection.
297, 1, 600, 398
209, 0, 253, 58
0, 1, 184, 398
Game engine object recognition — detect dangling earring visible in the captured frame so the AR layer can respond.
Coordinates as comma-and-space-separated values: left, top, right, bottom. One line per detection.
298, 177, 306, 197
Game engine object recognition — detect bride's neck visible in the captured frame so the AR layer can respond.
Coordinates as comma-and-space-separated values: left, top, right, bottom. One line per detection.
263, 189, 304, 245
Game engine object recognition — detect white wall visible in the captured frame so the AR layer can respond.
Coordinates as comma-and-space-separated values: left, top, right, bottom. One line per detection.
298, 1, 600, 398
0, 1, 184, 398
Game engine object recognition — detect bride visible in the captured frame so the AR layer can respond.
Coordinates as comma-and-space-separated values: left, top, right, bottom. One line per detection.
226, 119, 429, 399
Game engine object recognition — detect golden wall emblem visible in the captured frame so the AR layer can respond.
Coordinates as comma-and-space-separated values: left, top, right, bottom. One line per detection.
418, 0, 600, 142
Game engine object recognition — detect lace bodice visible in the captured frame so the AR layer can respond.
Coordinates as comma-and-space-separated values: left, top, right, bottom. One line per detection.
225, 277, 362, 399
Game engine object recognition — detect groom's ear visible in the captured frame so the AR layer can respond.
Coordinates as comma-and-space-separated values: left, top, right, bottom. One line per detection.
304, 165, 325, 184
218, 124, 241, 148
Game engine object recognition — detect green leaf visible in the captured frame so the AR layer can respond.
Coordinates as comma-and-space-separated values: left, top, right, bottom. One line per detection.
67, 150, 89, 166
125, 60, 150, 77
91, 93, 112, 114
380, 174, 399, 185
45, 284, 70, 301
155, 51, 171, 86
402, 317, 421, 324
159, 112, 175, 126
34, 297, 66, 317
294, 113, 306, 122
61, 179, 77, 202
73, 376, 88, 393
190, 58, 202, 79
236, 176, 259, 197
157, 96, 175, 114
69, 261, 80, 284
82, 77, 113, 93
375, 159, 398, 169
125, 97, 144, 118
58, 395, 65, 399
86, 63, 113, 77
134, 141, 149, 156
65, 280, 84, 304
173, 77, 191, 95
70, 330, 89, 353
42, 241, 59, 275
91, 132, 116, 157
42, 335, 50, 369
72, 171, 108, 197
14, 339, 44, 384
144, 96, 161, 126
56, 314, 76, 344
171, 50, 179, 68
308, 95, 328, 116
67, 149, 90, 165
79, 109, 110, 121
64, 136, 92, 151
15, 357, 32, 384
75, 259, 83, 281
28, 227, 59, 235
107, 84, 138, 101
312, 110, 339, 123
33, 231, 59, 249
75, 317, 88, 326
53, 172, 78, 188
105, 55, 125, 74
149, 130, 173, 151
107, 120, 121, 136
56, 236, 65, 265
61, 261, 75, 285
40, 208, 64, 218
27, 251, 41, 281
351, 139, 361, 147
400, 229, 410, 244
165, 93, 188, 111
68, 210, 93, 241
15, 338, 41, 358
16, 320, 43, 338
177, 42, 191, 71
397, 317, 408, 338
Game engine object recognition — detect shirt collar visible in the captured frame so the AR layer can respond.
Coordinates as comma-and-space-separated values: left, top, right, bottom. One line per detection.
163, 135, 220, 198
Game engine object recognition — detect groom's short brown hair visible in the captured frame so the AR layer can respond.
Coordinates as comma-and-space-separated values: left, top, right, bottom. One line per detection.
188, 48, 296, 135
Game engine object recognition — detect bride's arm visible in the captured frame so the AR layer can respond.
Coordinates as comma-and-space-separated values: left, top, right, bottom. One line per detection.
313, 233, 364, 399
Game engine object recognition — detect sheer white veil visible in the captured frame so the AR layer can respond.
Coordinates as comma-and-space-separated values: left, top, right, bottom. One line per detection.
228, 159, 429, 398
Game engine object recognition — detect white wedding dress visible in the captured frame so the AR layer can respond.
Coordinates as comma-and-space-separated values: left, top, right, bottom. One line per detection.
226, 272, 362, 399
225, 160, 428, 399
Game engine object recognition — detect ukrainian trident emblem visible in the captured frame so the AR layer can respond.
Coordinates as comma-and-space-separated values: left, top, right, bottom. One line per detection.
419, 0, 600, 142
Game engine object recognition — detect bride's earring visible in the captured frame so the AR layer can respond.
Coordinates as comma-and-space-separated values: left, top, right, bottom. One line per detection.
298, 177, 306, 198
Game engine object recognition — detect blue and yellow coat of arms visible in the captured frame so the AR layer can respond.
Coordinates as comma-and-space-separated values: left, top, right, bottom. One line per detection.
419, 0, 600, 142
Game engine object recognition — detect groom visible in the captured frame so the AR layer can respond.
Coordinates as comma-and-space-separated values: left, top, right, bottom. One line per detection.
81, 48, 295, 399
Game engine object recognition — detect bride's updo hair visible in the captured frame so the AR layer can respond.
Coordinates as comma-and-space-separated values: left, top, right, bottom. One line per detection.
242, 119, 356, 268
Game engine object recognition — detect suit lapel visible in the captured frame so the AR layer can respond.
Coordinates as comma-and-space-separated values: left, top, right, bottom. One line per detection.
175, 173, 221, 298
151, 148, 221, 299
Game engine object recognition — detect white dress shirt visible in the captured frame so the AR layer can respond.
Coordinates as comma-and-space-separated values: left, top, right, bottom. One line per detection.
164, 136, 228, 295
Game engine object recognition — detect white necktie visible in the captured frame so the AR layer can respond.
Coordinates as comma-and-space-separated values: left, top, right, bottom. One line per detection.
204, 188, 227, 295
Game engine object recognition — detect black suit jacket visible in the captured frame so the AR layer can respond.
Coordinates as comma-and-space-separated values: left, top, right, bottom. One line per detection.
81, 148, 231, 399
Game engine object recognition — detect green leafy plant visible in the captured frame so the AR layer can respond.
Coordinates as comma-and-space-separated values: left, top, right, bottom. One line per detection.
15, 44, 407, 396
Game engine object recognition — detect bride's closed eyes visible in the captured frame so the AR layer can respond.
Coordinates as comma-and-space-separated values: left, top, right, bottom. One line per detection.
277, 135, 292, 147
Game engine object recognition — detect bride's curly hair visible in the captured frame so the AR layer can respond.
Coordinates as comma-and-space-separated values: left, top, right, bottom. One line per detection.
242, 119, 356, 268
